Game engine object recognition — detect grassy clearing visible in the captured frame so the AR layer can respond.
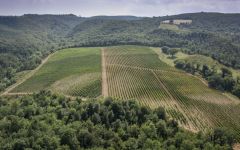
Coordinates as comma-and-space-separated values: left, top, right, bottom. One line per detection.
159, 23, 189, 33
159, 23, 179, 30
104, 45, 240, 134
152, 47, 240, 78
151, 47, 188, 67
11, 47, 101, 97
13, 70, 31, 81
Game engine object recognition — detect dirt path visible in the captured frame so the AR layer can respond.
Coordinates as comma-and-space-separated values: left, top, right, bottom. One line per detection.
1, 52, 55, 96
101, 48, 109, 97
151, 70, 175, 101
233, 143, 240, 150
188, 73, 208, 86
151, 70, 197, 132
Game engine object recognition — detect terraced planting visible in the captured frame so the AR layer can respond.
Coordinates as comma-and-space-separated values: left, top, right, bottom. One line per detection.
11, 47, 101, 98
103, 45, 240, 135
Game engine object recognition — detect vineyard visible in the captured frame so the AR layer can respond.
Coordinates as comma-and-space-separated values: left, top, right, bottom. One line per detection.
103, 45, 240, 135
7, 45, 240, 137
10, 47, 102, 98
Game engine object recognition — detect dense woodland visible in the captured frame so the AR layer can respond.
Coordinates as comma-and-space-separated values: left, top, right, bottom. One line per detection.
0, 91, 236, 149
1, 13, 240, 92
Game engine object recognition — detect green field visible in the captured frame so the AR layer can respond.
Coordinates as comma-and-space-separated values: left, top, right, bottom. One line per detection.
104, 45, 240, 135
11, 47, 101, 97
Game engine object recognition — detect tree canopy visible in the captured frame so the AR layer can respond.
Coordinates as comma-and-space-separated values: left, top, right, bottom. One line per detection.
0, 91, 237, 149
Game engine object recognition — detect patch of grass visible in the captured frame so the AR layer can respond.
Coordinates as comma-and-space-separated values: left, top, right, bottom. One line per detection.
151, 47, 188, 67
12, 70, 31, 83
159, 23, 189, 33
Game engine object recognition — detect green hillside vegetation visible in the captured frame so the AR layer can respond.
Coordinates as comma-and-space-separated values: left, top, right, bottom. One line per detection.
0, 91, 236, 149
11, 47, 101, 98
1, 12, 240, 150
1, 13, 240, 92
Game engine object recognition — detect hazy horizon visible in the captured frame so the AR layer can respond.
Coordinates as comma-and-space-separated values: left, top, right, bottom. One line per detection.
0, 0, 240, 17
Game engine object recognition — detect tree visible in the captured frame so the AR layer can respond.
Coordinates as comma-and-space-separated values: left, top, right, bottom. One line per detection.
174, 60, 186, 69
232, 84, 240, 98
207, 74, 224, 90
223, 76, 235, 91
221, 67, 232, 78
169, 48, 178, 58
180, 140, 195, 150
60, 127, 79, 149
91, 113, 101, 124
154, 107, 166, 120
202, 65, 211, 77
161, 46, 170, 54
77, 130, 94, 148
36, 135, 60, 150
156, 120, 167, 139
211, 128, 236, 147
124, 138, 138, 149
143, 139, 162, 150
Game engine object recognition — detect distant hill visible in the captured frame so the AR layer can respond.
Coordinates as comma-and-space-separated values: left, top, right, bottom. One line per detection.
89, 15, 143, 20
158, 12, 240, 32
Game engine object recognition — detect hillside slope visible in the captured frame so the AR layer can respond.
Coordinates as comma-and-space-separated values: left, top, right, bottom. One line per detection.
1, 13, 240, 93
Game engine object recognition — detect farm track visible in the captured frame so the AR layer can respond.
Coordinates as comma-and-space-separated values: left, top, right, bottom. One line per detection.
151, 70, 198, 132
1, 52, 55, 96
101, 48, 109, 97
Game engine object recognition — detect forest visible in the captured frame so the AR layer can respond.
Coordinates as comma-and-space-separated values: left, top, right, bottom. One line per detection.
0, 91, 236, 149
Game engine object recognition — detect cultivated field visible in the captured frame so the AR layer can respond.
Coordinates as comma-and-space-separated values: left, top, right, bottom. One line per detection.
8, 45, 240, 137
10, 47, 102, 97
103, 45, 240, 135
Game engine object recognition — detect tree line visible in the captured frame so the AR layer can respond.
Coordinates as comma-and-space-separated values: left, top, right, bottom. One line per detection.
174, 59, 240, 98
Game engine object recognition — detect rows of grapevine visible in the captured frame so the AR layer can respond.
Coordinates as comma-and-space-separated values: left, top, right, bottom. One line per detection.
12, 47, 102, 96
105, 46, 174, 71
103, 46, 240, 134
104, 46, 204, 131
106, 65, 197, 130
167, 74, 240, 135
69, 79, 101, 98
